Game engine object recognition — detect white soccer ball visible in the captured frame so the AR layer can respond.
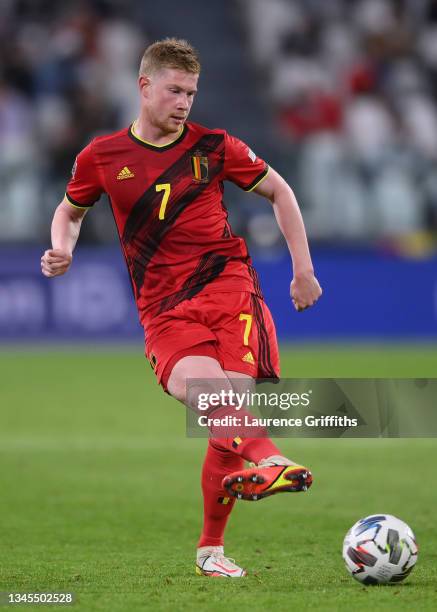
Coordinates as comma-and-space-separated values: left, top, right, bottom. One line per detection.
342, 514, 418, 585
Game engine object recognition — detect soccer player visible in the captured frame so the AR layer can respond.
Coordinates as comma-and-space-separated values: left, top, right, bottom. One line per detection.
41, 38, 322, 578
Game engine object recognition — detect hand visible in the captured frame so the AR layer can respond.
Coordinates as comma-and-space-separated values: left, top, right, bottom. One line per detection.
290, 271, 322, 312
41, 249, 72, 277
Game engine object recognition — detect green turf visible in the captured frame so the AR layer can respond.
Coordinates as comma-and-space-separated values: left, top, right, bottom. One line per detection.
0, 345, 436, 611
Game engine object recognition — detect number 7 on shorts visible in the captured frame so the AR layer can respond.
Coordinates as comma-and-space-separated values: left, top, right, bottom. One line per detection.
239, 313, 252, 346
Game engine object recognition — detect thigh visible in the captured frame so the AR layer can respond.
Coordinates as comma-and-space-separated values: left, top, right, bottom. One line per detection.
207, 292, 280, 381
144, 309, 216, 389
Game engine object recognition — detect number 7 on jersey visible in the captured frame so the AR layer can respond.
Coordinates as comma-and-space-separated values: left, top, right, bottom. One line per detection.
156, 183, 171, 220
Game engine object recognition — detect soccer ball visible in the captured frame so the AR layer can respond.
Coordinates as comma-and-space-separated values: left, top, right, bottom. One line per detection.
342, 514, 418, 585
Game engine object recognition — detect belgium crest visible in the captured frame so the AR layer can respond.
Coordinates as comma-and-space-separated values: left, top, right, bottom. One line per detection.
191, 150, 209, 183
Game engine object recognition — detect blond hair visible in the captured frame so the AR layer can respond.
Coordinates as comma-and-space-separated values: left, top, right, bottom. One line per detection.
139, 38, 201, 76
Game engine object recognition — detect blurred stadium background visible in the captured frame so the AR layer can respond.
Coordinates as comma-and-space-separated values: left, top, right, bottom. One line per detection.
1, 1, 437, 609
1, 0, 437, 342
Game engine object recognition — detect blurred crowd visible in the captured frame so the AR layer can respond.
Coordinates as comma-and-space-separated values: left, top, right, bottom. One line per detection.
0, 0, 144, 242
1, 0, 437, 250
241, 0, 437, 245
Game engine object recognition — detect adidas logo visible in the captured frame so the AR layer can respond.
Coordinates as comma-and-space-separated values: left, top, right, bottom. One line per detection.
242, 351, 254, 365
117, 166, 135, 180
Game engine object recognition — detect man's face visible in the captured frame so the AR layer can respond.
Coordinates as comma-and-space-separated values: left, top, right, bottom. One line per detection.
140, 68, 199, 134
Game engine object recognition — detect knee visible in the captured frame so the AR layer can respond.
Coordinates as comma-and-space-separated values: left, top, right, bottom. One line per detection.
167, 370, 186, 403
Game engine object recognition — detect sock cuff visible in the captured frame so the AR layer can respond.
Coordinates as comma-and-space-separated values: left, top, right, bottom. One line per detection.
197, 535, 225, 548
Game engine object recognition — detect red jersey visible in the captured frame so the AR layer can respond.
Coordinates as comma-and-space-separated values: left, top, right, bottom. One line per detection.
66, 121, 269, 325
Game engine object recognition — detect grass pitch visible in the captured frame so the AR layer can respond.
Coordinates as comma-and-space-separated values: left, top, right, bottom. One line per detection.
0, 344, 436, 611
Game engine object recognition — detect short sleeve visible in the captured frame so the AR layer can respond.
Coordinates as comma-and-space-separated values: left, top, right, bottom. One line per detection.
65, 141, 104, 209
223, 132, 269, 191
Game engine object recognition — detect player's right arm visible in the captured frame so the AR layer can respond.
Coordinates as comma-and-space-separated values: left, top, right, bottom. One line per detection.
41, 198, 87, 277
41, 141, 104, 278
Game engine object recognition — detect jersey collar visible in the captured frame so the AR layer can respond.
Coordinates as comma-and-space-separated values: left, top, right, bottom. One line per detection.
128, 121, 188, 151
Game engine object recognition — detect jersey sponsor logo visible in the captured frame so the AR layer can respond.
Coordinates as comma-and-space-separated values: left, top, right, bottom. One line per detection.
247, 148, 257, 162
71, 157, 77, 178
117, 166, 135, 180
191, 150, 209, 183
242, 350, 255, 365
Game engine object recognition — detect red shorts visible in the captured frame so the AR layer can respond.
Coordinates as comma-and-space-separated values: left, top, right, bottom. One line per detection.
143, 291, 280, 390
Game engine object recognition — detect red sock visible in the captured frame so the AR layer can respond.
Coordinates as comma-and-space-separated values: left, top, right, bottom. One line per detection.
206, 405, 282, 464
198, 439, 244, 548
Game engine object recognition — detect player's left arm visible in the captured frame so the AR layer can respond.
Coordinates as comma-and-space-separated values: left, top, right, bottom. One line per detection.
254, 168, 322, 312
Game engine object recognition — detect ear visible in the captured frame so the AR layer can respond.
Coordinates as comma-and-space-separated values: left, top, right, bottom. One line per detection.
138, 75, 151, 99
